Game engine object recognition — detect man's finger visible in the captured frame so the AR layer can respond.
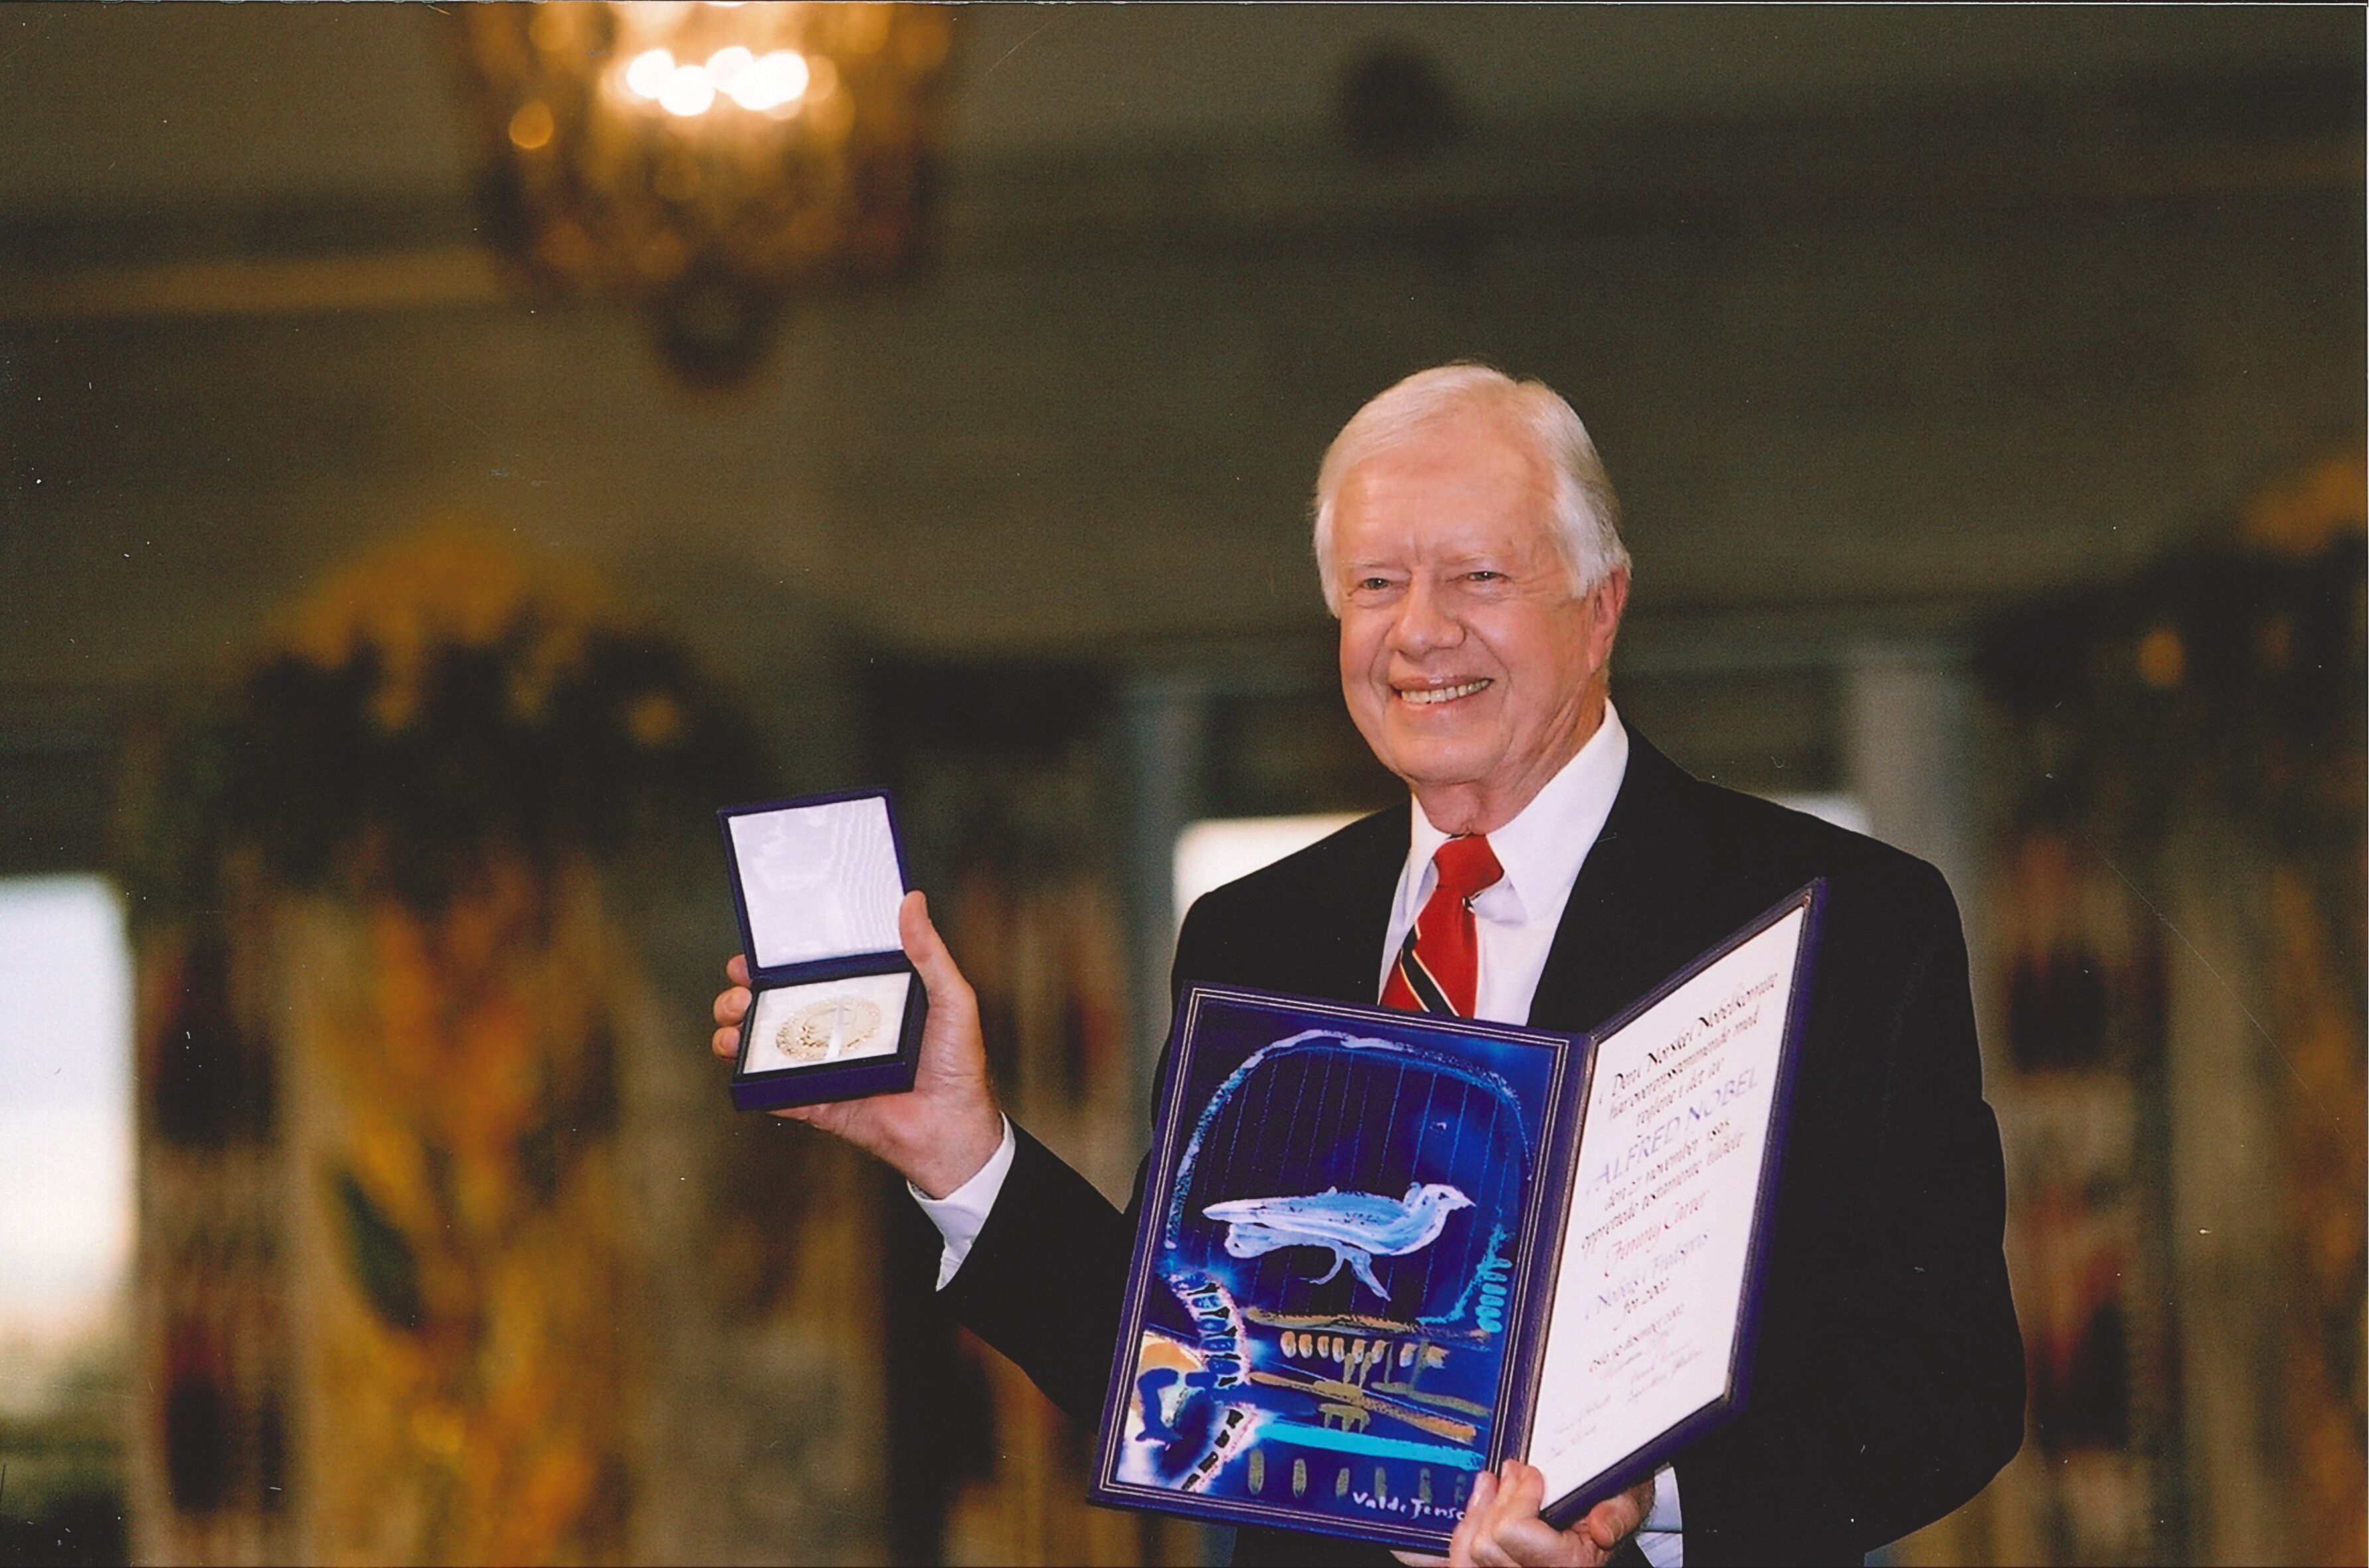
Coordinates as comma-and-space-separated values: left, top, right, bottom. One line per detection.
1466, 1528, 1524, 1568
711, 1024, 740, 1061
1489, 1515, 1592, 1567
1497, 1460, 1547, 1518
714, 985, 750, 1026
1582, 1476, 1653, 1549
1474, 1461, 1557, 1568
1467, 1466, 1530, 1568
1448, 1470, 1495, 1566
726, 952, 748, 985
1582, 1502, 1632, 1551
1465, 1529, 1517, 1568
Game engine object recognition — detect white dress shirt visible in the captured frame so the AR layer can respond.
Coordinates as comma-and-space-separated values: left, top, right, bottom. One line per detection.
1377, 700, 1627, 1018
914, 702, 1681, 1561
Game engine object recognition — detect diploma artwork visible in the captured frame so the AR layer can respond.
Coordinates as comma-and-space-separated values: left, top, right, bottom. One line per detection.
1092, 886, 1824, 1553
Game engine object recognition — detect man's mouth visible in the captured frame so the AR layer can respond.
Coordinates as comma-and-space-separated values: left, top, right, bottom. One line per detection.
1395, 678, 1491, 706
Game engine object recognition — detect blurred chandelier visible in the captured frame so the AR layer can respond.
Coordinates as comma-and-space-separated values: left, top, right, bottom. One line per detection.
457, 2, 955, 384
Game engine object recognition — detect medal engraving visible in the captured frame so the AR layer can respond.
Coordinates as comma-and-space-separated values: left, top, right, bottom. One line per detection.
776, 994, 884, 1064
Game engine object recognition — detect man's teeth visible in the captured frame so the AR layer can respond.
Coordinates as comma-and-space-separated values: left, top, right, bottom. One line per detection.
1400, 680, 1490, 705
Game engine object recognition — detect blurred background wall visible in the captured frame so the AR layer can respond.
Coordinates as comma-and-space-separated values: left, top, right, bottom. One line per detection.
0, 6, 2359, 1565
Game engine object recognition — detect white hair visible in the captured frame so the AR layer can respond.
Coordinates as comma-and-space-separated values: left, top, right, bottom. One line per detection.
1311, 363, 1630, 613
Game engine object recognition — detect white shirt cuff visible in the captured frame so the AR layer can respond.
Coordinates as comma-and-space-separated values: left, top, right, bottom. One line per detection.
1637, 1464, 1682, 1567
908, 1116, 1017, 1290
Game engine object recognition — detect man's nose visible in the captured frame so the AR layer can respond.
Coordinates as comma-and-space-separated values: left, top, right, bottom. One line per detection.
1390, 577, 1463, 653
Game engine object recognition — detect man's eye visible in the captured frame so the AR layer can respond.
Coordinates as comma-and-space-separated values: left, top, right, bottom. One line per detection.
1468, 570, 1504, 583
1356, 576, 1394, 592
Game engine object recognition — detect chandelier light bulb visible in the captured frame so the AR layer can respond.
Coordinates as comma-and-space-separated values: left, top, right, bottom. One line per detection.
705, 45, 754, 86
659, 64, 718, 118
622, 48, 674, 102
728, 49, 811, 113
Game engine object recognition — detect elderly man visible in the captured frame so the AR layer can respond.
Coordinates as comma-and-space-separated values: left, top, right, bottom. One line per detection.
714, 366, 2023, 1566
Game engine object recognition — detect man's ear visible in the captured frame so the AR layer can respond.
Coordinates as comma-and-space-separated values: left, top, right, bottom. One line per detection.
1586, 566, 1630, 670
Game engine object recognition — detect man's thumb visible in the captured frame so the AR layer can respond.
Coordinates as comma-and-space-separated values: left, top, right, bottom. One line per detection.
900, 890, 969, 1005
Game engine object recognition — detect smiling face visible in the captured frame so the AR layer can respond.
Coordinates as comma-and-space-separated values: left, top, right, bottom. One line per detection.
1330, 406, 1627, 834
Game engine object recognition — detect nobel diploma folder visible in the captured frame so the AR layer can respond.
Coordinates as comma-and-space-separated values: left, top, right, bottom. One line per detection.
1091, 884, 1824, 1553
716, 789, 926, 1111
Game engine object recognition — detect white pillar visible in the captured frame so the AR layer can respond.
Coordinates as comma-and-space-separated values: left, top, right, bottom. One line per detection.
1842, 639, 1979, 911
1117, 676, 1210, 1130
2161, 830, 2288, 1567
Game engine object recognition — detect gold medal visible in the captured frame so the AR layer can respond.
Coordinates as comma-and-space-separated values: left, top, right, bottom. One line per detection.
776, 994, 884, 1064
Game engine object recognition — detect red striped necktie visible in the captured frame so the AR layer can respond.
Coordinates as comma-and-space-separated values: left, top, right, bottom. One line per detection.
1380, 834, 1504, 1017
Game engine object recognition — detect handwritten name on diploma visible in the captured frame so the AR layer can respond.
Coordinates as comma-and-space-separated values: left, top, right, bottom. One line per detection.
1522, 909, 1805, 1499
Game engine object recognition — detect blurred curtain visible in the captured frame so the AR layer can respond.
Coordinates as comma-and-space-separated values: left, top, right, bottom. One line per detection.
1968, 465, 2364, 1566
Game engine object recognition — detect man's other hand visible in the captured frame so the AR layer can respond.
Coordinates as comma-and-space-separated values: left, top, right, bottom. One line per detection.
1441, 1461, 1653, 1567
711, 888, 1006, 1198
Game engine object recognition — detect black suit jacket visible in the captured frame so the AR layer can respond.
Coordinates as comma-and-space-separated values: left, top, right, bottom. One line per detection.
938, 734, 2024, 1567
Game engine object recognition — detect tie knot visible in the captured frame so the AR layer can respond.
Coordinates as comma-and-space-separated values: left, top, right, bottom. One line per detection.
1431, 834, 1503, 903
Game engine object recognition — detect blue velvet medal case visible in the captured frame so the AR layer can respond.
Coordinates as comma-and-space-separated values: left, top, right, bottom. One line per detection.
718, 789, 926, 1111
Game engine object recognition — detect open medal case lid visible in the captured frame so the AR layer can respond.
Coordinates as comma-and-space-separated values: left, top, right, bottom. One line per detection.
716, 789, 926, 1110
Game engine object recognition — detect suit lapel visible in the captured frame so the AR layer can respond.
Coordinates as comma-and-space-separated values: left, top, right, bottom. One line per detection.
1526, 732, 1698, 1036
1301, 801, 1409, 1006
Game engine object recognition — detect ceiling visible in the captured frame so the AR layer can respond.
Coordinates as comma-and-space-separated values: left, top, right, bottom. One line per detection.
1, 4, 2357, 220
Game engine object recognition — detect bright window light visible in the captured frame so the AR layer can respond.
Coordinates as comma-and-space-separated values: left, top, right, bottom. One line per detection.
0, 875, 133, 1411
1173, 814, 1362, 932
1765, 793, 1871, 836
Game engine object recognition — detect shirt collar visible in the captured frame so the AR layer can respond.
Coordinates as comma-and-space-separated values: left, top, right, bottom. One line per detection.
1403, 701, 1631, 929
